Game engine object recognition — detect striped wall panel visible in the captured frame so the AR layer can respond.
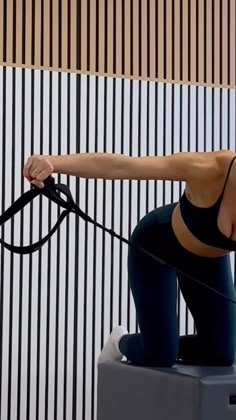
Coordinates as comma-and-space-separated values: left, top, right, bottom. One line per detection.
0, 67, 236, 420
0, 0, 236, 88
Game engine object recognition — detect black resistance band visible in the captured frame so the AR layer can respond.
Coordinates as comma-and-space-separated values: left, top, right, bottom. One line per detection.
0, 175, 236, 305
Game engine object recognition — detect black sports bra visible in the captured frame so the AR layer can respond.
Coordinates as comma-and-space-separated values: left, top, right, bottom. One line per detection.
179, 155, 236, 251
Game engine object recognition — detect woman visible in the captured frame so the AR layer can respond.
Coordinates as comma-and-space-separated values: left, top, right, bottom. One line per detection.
23, 149, 236, 367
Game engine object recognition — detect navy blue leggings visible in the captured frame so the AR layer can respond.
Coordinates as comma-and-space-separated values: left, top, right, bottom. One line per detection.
119, 203, 236, 367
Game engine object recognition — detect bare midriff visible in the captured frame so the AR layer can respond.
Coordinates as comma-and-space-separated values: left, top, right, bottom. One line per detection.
171, 204, 230, 257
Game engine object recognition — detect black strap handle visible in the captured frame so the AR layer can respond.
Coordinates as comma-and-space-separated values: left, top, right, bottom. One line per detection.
0, 175, 236, 305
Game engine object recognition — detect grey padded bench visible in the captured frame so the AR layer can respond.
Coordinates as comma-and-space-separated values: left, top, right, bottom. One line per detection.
97, 361, 236, 420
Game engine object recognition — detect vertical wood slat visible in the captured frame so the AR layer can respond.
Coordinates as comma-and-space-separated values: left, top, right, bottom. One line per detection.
157, 0, 164, 80
116, 0, 122, 77
141, 0, 147, 79
198, 0, 204, 84
6, 0, 13, 63
70, 0, 77, 71
61, 0, 68, 70
52, 0, 59, 69
34, 0, 41, 67
190, 0, 196, 83
132, 0, 139, 78
182, 0, 188, 83
90, 0, 96, 73
174, 0, 180, 82
25, 0, 32, 66
149, 0, 156, 80
16, 0, 23, 64
0, 0, 3, 62
43, 0, 50, 67
214, 0, 220, 86
107, 0, 114, 74
124, 0, 131, 76
229, 0, 235, 87
222, 0, 228, 86
166, 0, 172, 81
98, 0, 105, 74
206, 0, 212, 85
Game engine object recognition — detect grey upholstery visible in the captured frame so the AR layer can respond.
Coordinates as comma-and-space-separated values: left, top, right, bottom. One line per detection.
97, 361, 236, 420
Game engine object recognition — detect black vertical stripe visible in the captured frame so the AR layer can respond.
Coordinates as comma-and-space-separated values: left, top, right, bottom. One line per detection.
31, 0, 35, 65
50, 0, 53, 68
104, 0, 108, 73
212, 0, 215, 85
54, 73, 62, 420
45, 70, 53, 420
36, 71, 44, 420
41, 0, 44, 66
204, 87, 207, 151
12, 0, 16, 63
219, 0, 222, 85
130, 0, 133, 77
3, 0, 7, 62
0, 67, 7, 415
180, 0, 183, 81
227, 89, 230, 149
82, 76, 90, 420
96, 0, 99, 72
147, 0, 150, 78
17, 68, 25, 419
204, 0, 207, 83
139, 0, 142, 77
196, 87, 199, 152
110, 79, 116, 333
219, 89, 222, 149
136, 80, 141, 333
119, 79, 125, 326
87, 0, 90, 71
212, 88, 215, 150
26, 69, 35, 420
163, 0, 166, 79
127, 79, 133, 332
7, 67, 16, 420
63, 72, 71, 420
163, 84, 166, 204
72, 74, 81, 420
122, 0, 125, 75
170, 84, 175, 203
58, 0, 62, 69
113, 0, 116, 74
178, 84, 183, 335
22, 0, 26, 64
154, 82, 158, 207
91, 76, 99, 420
196, 0, 199, 83
77, 0, 81, 69
146, 82, 150, 214
100, 77, 108, 350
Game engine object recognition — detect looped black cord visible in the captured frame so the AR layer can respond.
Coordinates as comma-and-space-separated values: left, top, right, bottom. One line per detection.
0, 175, 236, 305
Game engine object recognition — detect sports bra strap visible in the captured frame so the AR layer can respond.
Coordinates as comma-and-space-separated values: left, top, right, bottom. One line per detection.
219, 155, 236, 197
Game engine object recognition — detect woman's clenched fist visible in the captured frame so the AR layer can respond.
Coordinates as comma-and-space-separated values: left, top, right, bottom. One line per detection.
23, 155, 54, 188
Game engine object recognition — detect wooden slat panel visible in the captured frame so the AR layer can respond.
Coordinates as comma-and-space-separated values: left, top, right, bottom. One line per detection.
124, 0, 131, 76
80, 0, 87, 72
0, 0, 3, 62
182, 0, 189, 83
116, 0, 122, 76
229, 0, 236, 86
107, 0, 114, 74
190, 0, 197, 83
157, 0, 164, 80
70, 0, 77, 71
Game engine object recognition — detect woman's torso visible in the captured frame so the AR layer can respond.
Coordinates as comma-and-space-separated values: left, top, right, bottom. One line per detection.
171, 154, 236, 257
